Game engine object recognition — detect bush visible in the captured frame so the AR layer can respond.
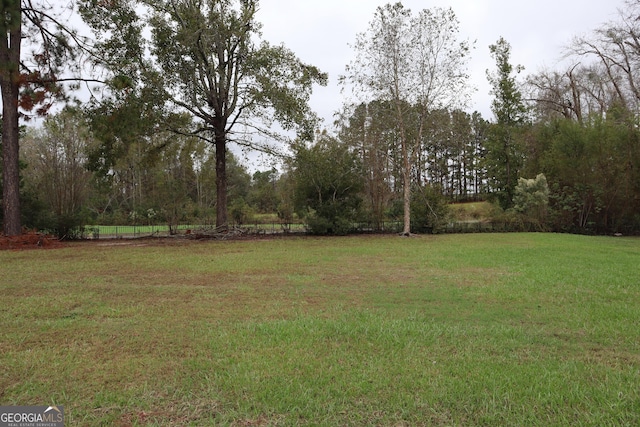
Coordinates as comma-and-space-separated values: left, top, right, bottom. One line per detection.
291, 135, 363, 235
230, 199, 254, 225
53, 213, 90, 240
513, 174, 549, 227
306, 212, 352, 235
410, 185, 451, 234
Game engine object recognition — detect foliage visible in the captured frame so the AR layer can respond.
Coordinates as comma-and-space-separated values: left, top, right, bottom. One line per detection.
291, 134, 364, 235
1, 0, 89, 235
513, 173, 549, 227
536, 117, 640, 233
485, 37, 529, 209
343, 2, 473, 235
410, 184, 451, 233
79, 0, 327, 229
229, 198, 254, 225
20, 109, 94, 238
88, 135, 253, 228
275, 171, 296, 223
339, 101, 401, 230
248, 168, 279, 213
7, 1, 640, 237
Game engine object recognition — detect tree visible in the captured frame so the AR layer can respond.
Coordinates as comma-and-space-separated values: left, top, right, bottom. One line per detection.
83, 0, 327, 230
248, 168, 278, 213
410, 183, 450, 233
144, 134, 199, 233
537, 116, 640, 233
485, 37, 529, 209
526, 65, 585, 123
469, 111, 490, 197
1, 0, 84, 235
569, 0, 640, 115
20, 108, 94, 238
291, 134, 363, 235
343, 2, 472, 235
527, 1, 640, 125
420, 108, 452, 192
338, 100, 398, 230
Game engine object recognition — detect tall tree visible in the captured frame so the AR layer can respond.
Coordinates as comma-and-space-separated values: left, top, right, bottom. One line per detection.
1, 0, 84, 235
469, 111, 490, 197
0, 0, 21, 236
449, 109, 474, 199
83, 0, 327, 230
343, 2, 471, 235
485, 37, 529, 209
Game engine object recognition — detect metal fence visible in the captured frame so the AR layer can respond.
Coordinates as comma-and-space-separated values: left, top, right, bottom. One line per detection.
83, 221, 406, 239
80, 220, 547, 239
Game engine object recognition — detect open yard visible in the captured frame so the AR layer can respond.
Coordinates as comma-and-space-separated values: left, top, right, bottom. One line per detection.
1, 233, 639, 426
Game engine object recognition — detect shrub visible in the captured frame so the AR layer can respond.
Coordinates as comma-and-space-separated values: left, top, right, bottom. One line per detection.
410, 185, 451, 234
513, 174, 549, 230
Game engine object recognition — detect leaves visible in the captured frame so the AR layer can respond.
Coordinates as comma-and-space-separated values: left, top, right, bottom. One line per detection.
291, 135, 363, 234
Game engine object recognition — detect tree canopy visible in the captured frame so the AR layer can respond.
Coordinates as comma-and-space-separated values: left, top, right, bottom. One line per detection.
80, 0, 327, 229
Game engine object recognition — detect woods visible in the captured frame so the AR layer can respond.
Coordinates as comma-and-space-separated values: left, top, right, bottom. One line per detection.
2, 0, 640, 237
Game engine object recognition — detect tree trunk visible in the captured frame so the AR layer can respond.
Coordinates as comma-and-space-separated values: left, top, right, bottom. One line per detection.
215, 133, 227, 230
401, 135, 411, 236
0, 4, 22, 237
1, 84, 21, 236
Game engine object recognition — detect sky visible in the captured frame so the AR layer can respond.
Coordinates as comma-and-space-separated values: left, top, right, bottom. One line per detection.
257, 0, 624, 127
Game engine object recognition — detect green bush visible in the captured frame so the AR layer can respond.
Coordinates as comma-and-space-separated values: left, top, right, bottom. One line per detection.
410, 185, 451, 234
230, 199, 254, 225
306, 212, 352, 235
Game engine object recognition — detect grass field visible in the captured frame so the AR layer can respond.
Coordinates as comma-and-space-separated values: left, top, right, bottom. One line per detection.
1, 233, 639, 426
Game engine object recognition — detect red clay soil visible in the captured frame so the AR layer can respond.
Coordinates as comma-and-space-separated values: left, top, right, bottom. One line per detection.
0, 231, 64, 250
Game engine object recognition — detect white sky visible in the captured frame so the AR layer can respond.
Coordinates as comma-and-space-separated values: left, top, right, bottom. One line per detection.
258, 0, 623, 127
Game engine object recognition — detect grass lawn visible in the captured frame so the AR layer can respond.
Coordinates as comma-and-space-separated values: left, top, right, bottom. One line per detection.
1, 233, 639, 426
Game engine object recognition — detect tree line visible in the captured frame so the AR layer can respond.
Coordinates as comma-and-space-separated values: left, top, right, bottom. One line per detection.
3, 0, 640, 237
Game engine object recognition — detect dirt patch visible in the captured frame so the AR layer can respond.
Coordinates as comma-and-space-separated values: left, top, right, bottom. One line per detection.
0, 230, 399, 251
0, 231, 64, 250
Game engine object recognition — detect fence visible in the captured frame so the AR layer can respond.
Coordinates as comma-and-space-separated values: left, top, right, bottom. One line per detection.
82, 220, 546, 239
85, 224, 191, 239
83, 221, 406, 239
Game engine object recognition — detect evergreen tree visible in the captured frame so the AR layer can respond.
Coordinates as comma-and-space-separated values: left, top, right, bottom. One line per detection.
485, 37, 529, 209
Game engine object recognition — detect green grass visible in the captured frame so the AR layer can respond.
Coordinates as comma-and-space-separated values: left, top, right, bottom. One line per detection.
1, 233, 639, 425
450, 201, 495, 221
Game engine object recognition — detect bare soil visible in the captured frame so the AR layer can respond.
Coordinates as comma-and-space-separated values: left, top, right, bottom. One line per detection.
0, 231, 64, 250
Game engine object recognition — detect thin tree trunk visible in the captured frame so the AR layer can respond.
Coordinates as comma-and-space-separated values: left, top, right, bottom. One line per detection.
402, 136, 411, 236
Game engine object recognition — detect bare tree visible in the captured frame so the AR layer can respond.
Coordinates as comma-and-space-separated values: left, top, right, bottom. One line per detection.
568, 0, 640, 115
343, 2, 472, 235
21, 109, 93, 237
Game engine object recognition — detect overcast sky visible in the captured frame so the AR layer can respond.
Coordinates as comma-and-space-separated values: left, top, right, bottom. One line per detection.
257, 0, 623, 127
